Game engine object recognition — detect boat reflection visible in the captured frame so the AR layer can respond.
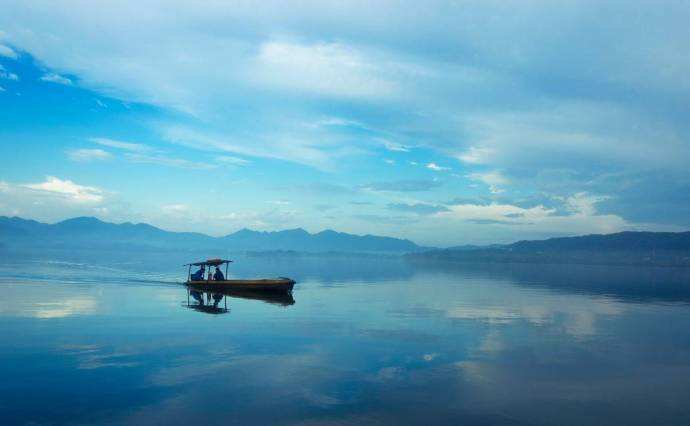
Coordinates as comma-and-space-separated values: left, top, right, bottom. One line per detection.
185, 290, 229, 314
184, 286, 295, 315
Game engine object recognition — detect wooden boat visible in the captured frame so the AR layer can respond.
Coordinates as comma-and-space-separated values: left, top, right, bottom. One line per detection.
187, 278, 295, 293
184, 258, 295, 294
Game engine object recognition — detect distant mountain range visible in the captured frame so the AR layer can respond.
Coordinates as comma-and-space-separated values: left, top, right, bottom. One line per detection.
0, 216, 423, 253
408, 231, 690, 267
3, 216, 690, 265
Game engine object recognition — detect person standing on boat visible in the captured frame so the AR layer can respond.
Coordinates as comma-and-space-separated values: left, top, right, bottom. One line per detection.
214, 266, 225, 281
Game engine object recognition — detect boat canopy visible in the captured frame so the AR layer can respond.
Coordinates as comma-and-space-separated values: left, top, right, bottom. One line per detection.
185, 258, 233, 267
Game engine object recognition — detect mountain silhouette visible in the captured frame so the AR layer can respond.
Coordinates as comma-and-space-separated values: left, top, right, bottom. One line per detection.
408, 231, 690, 266
0, 216, 423, 253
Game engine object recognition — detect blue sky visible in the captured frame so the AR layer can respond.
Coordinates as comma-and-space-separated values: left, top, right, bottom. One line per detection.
1, 0, 689, 246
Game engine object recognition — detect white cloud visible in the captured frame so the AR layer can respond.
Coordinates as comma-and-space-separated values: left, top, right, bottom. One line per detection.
123, 152, 215, 170
0, 64, 18, 81
90, 137, 151, 152
468, 171, 508, 194
161, 204, 189, 214
382, 140, 410, 152
564, 192, 609, 216
161, 125, 345, 171
459, 101, 690, 172
1, 1, 689, 237
0, 85, 5, 92
426, 162, 450, 171
249, 40, 398, 99
24, 176, 104, 203
0, 44, 18, 59
68, 148, 112, 162
40, 72, 72, 85
88, 137, 212, 169
457, 146, 493, 165
217, 156, 250, 166
441, 202, 554, 223
439, 192, 629, 236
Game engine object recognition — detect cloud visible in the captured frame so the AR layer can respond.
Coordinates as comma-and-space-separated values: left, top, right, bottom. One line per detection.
0, 85, 5, 92
291, 182, 355, 196
441, 192, 629, 235
0, 43, 18, 59
87, 137, 211, 169
24, 176, 104, 203
0, 64, 18, 81
313, 203, 336, 211
382, 140, 410, 152
249, 40, 399, 99
352, 213, 419, 225
90, 137, 151, 152
387, 203, 449, 215
363, 180, 442, 192
457, 146, 493, 165
426, 162, 450, 171
39, 72, 72, 85
161, 125, 344, 171
123, 153, 215, 170
67, 148, 112, 162
2, 1, 690, 236
468, 171, 508, 194
161, 204, 189, 214
0, 178, 127, 223
217, 156, 250, 166
465, 218, 522, 225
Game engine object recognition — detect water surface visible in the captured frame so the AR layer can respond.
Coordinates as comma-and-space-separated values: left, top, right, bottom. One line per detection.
2, 252, 690, 425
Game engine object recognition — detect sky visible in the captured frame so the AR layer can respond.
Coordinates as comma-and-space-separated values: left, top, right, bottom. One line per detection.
1, 0, 689, 247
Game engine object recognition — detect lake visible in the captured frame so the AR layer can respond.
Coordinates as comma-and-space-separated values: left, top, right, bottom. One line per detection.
2, 251, 690, 425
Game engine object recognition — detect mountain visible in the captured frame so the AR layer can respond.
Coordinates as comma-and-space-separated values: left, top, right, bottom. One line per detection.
407, 231, 690, 267
0, 216, 423, 253
510, 231, 690, 252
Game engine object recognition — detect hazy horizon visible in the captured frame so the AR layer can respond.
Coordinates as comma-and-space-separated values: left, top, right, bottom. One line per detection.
2, 1, 690, 247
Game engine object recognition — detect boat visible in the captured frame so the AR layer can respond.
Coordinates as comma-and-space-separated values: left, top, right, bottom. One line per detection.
184, 258, 295, 294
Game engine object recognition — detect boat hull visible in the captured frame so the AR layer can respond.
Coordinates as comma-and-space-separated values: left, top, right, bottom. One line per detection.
186, 278, 295, 294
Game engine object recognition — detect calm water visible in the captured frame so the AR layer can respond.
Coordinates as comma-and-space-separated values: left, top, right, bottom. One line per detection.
2, 252, 690, 425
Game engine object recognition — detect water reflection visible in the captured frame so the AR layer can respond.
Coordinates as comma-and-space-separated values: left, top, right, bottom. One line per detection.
2, 257, 690, 425
184, 286, 296, 315
185, 290, 229, 314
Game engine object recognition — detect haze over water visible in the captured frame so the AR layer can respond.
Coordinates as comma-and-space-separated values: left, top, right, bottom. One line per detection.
2, 253, 690, 425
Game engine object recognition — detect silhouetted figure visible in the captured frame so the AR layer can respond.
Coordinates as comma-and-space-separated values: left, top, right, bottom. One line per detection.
190, 265, 205, 281
213, 266, 225, 281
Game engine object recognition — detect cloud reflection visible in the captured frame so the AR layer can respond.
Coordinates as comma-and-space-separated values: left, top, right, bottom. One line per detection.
0, 295, 98, 319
